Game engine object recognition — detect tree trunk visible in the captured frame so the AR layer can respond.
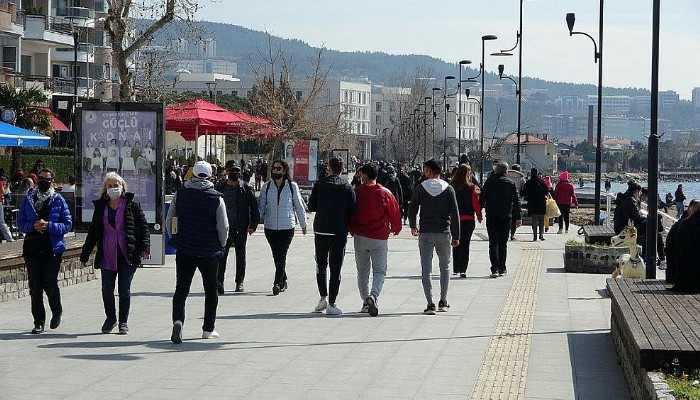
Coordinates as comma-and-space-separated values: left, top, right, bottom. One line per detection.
10, 146, 21, 177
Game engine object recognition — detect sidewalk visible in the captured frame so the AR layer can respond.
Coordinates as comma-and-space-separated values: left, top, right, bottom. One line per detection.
0, 219, 631, 399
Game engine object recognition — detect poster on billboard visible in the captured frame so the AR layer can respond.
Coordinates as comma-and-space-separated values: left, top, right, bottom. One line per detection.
330, 148, 350, 180
284, 138, 318, 186
74, 103, 165, 265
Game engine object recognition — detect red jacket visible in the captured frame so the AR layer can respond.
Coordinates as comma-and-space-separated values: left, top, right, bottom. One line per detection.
553, 180, 578, 206
349, 183, 402, 240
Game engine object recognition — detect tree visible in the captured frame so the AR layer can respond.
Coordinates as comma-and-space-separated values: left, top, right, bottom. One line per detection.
103, 0, 199, 101
0, 86, 51, 176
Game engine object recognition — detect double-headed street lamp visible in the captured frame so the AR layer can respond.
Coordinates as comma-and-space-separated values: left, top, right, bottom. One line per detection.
456, 60, 472, 159
566, 5, 603, 225
497, 64, 521, 160
443, 75, 456, 172
475, 35, 498, 183
465, 88, 481, 170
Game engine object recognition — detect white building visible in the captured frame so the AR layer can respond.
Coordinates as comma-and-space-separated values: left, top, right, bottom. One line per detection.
694, 87, 700, 110
174, 59, 237, 76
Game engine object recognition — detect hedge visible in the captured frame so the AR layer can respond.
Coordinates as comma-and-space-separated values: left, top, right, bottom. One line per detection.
0, 153, 75, 183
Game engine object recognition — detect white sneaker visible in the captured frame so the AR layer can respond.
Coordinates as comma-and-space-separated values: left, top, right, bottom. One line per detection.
202, 330, 220, 339
658, 260, 667, 270
326, 304, 342, 316
171, 321, 183, 344
314, 298, 328, 313
360, 304, 369, 313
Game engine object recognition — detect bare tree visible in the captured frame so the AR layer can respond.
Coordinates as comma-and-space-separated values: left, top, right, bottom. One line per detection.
103, 0, 200, 101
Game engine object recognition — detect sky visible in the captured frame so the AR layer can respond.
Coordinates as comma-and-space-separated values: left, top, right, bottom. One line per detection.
197, 0, 700, 100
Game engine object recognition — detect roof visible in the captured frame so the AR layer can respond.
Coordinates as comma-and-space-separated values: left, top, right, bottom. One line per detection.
502, 133, 555, 145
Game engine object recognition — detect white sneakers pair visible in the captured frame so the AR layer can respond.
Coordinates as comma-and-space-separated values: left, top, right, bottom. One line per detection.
171, 320, 220, 344
314, 298, 342, 315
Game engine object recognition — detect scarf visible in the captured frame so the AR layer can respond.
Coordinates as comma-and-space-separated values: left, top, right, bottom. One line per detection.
101, 199, 128, 271
34, 187, 54, 212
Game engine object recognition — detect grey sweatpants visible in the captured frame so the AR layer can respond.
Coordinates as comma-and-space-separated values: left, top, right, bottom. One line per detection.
354, 235, 388, 301
418, 232, 451, 304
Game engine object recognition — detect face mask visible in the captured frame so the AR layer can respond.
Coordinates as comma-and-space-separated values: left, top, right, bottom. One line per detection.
37, 179, 52, 192
271, 172, 283, 180
228, 172, 240, 181
107, 187, 121, 199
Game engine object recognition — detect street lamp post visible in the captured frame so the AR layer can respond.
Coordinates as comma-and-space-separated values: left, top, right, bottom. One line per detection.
465, 88, 481, 170
479, 35, 498, 183
457, 60, 472, 160
645, 0, 661, 278
443, 76, 455, 172
430, 89, 440, 159
566, 5, 604, 225
497, 64, 521, 161
423, 97, 431, 161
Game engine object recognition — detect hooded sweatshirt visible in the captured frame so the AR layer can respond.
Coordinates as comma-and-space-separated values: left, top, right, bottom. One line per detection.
408, 178, 460, 238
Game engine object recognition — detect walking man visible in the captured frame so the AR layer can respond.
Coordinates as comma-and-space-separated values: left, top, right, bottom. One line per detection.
166, 161, 228, 343
408, 159, 460, 315
675, 184, 686, 218
480, 161, 522, 278
215, 161, 259, 294
308, 157, 356, 316
350, 163, 402, 316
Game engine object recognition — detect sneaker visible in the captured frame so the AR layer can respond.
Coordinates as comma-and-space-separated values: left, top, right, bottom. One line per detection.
510, 236, 516, 241
171, 321, 183, 344
540, 236, 545, 241
545, 227, 549, 232
423, 303, 436, 315
279, 282, 288, 292
557, 229, 563, 234
360, 304, 369, 313
658, 260, 667, 270
490, 273, 499, 278
460, 273, 467, 278
202, 330, 220, 339
49, 314, 61, 330
565, 229, 569, 234
438, 300, 450, 312
234, 283, 244, 292
217, 285, 225, 295
498, 270, 508, 277
101, 319, 117, 334
118, 323, 129, 335
314, 298, 328, 313
326, 304, 342, 316
31, 324, 44, 334
272, 285, 280, 296
366, 295, 378, 317
532, 237, 538, 242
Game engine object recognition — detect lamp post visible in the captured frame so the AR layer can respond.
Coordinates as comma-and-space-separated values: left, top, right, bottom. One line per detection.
430, 89, 440, 159
443, 76, 455, 171
457, 60, 472, 160
423, 97, 431, 162
478, 35, 498, 183
566, 5, 604, 225
497, 64, 521, 161
645, 0, 661, 278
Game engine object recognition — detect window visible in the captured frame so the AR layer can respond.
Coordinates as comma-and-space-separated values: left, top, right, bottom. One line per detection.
376, 115, 382, 125
376, 102, 382, 112
389, 115, 396, 124
3, 46, 17, 70
296, 90, 303, 101
216, 90, 223, 96
232, 90, 238, 97
388, 101, 395, 112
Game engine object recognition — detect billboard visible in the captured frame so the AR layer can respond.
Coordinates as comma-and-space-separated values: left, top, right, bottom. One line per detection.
74, 103, 165, 265
284, 138, 318, 186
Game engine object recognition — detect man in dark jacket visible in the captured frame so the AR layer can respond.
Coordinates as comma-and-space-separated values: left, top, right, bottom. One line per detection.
665, 200, 699, 284
166, 161, 228, 343
383, 165, 403, 206
480, 161, 522, 277
614, 181, 646, 237
675, 184, 686, 218
670, 199, 700, 293
409, 159, 459, 315
522, 168, 549, 241
397, 166, 413, 224
215, 161, 260, 294
308, 156, 357, 316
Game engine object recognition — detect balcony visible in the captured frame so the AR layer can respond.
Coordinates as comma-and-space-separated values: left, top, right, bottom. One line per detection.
22, 14, 73, 46
55, 6, 94, 20
52, 43, 95, 63
0, 1, 22, 35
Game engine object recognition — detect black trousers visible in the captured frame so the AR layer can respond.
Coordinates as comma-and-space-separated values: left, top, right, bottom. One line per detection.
217, 229, 248, 289
509, 217, 517, 238
26, 254, 63, 326
265, 228, 294, 286
453, 220, 476, 274
639, 233, 666, 262
100, 265, 136, 324
557, 204, 572, 231
172, 252, 219, 332
314, 234, 347, 304
486, 217, 511, 273
530, 214, 545, 238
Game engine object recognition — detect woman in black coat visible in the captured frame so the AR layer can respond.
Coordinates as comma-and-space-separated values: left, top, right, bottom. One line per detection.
80, 172, 150, 334
522, 168, 549, 241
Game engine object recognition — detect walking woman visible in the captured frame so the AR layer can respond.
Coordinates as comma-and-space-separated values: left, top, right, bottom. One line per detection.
450, 164, 483, 278
552, 171, 578, 234
258, 160, 307, 295
80, 172, 150, 334
522, 168, 549, 241
18, 168, 72, 334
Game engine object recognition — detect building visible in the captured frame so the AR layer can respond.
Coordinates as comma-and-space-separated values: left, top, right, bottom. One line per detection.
693, 87, 700, 110
370, 85, 411, 160
494, 133, 558, 174
556, 96, 587, 112
587, 95, 631, 114
174, 59, 237, 75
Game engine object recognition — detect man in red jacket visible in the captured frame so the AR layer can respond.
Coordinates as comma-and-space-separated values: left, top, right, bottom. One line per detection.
349, 163, 402, 317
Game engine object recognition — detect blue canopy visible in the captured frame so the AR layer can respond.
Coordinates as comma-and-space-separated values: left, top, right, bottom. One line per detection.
0, 121, 51, 147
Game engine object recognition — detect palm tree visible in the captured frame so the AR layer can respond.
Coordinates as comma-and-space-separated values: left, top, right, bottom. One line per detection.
0, 85, 51, 176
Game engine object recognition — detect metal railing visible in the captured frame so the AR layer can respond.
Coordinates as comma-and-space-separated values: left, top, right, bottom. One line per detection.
21, 13, 73, 35
55, 6, 95, 19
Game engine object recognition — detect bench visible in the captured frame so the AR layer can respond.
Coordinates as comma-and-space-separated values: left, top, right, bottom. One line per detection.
607, 278, 700, 399
582, 224, 616, 244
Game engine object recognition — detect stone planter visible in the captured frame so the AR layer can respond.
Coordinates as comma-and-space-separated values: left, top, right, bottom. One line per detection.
564, 244, 628, 274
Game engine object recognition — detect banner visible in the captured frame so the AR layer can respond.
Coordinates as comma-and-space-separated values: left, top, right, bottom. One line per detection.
284, 138, 318, 186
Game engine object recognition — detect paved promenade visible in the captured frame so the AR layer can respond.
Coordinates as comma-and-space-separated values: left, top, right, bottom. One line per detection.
0, 219, 632, 399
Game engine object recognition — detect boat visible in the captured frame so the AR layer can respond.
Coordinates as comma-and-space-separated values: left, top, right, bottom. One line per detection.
574, 186, 610, 206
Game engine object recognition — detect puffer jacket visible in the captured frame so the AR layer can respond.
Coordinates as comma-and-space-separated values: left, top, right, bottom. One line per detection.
552, 180, 578, 207
259, 179, 308, 230
505, 170, 526, 195
80, 193, 150, 269
18, 189, 73, 255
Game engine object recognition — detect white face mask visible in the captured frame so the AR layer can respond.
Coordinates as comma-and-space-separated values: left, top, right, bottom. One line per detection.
107, 187, 122, 199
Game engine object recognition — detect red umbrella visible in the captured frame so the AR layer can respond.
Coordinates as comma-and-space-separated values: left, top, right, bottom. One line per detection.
166, 99, 250, 140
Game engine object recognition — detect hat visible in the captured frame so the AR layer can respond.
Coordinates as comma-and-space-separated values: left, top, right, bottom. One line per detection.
559, 171, 569, 181
386, 166, 396, 175
224, 160, 241, 172
193, 161, 212, 178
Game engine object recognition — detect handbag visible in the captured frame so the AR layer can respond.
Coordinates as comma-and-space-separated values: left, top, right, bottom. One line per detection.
546, 198, 561, 218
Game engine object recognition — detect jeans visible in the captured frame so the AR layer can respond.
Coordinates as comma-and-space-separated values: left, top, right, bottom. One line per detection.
218, 229, 248, 290
530, 214, 545, 238
354, 235, 388, 301
557, 205, 572, 231
172, 252, 219, 332
264, 228, 294, 286
677, 201, 685, 218
418, 232, 451, 304
453, 220, 476, 274
486, 217, 511, 273
100, 265, 136, 324
26, 254, 63, 326
314, 234, 347, 304
0, 203, 13, 241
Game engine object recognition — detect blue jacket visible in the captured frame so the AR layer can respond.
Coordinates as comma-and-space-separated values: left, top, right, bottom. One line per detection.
18, 189, 73, 255
259, 180, 307, 230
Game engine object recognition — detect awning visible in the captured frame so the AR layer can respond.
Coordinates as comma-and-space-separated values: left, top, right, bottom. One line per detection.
0, 121, 51, 147
37, 107, 70, 131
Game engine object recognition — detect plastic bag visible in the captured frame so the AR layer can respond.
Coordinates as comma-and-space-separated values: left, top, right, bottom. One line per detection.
546, 198, 561, 218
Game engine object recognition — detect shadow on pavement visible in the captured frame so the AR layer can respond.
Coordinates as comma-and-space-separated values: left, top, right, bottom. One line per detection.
0, 332, 103, 341
217, 311, 419, 320
567, 332, 631, 398
546, 267, 566, 273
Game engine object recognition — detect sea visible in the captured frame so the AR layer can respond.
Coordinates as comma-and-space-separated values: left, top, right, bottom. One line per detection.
603, 181, 700, 201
